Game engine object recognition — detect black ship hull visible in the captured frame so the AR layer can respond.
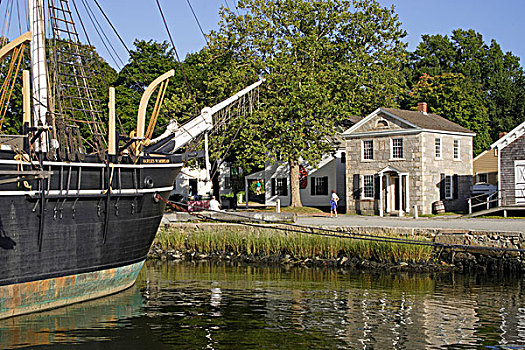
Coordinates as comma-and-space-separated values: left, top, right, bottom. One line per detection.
0, 151, 180, 318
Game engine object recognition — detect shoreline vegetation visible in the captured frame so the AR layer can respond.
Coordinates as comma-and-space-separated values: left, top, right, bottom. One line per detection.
149, 225, 525, 273
149, 225, 449, 272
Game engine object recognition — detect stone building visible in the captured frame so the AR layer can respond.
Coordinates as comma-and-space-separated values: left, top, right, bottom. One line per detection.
490, 120, 525, 206
342, 103, 475, 215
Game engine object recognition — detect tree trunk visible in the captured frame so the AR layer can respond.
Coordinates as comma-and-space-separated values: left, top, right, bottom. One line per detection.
289, 159, 303, 208
211, 161, 221, 202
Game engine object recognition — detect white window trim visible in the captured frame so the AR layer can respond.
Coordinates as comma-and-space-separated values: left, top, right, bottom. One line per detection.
390, 138, 405, 160
361, 174, 375, 199
453, 139, 461, 160
435, 137, 442, 160
445, 175, 453, 199
312, 176, 328, 196
361, 139, 374, 161
475, 172, 488, 184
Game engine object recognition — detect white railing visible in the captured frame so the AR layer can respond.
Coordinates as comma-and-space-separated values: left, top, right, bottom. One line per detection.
467, 189, 525, 214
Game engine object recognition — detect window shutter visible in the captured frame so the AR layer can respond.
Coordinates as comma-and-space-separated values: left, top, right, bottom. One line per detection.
453, 174, 459, 199
271, 178, 276, 196
353, 174, 360, 199
283, 178, 288, 197
311, 177, 315, 196
440, 173, 445, 200
374, 175, 380, 199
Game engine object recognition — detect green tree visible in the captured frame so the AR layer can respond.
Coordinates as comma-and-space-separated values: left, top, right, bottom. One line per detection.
0, 39, 117, 144
114, 40, 188, 137
209, 0, 407, 207
406, 73, 491, 155
409, 29, 525, 142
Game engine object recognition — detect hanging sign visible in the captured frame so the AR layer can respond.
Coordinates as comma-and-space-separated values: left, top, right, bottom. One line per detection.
299, 165, 308, 189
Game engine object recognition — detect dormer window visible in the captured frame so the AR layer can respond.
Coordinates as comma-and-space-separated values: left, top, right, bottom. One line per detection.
376, 119, 388, 128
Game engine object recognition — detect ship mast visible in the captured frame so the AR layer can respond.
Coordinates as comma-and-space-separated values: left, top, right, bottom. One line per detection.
28, 0, 49, 152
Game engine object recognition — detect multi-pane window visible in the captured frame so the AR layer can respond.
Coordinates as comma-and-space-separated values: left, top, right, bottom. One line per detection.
444, 175, 453, 199
363, 175, 374, 199
476, 173, 488, 183
363, 140, 374, 160
453, 140, 460, 159
435, 138, 442, 159
392, 138, 404, 159
311, 176, 328, 196
271, 178, 288, 196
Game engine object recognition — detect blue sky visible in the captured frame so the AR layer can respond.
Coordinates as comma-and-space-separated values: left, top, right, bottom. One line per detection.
92, 0, 525, 70
5, 1, 525, 69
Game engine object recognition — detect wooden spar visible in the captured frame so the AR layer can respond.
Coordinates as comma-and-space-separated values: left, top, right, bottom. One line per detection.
0, 32, 31, 61
136, 70, 175, 146
108, 87, 116, 155
209, 79, 264, 114
23, 70, 31, 127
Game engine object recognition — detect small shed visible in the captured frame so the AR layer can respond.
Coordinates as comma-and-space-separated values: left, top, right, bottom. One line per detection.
491, 120, 525, 205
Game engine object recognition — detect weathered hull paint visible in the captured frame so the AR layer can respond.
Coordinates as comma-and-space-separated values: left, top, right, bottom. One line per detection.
0, 260, 144, 319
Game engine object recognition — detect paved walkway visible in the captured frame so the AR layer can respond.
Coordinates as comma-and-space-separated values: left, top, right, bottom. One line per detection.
296, 214, 525, 233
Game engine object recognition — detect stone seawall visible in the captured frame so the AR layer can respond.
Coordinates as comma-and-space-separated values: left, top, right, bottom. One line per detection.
320, 225, 525, 272
150, 223, 525, 273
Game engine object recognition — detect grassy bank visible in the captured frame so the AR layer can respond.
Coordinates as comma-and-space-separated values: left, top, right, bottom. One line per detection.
154, 225, 433, 264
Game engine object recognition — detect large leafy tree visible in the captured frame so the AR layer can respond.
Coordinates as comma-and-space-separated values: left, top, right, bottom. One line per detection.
408, 29, 525, 143
114, 40, 182, 136
406, 73, 491, 155
208, 0, 407, 207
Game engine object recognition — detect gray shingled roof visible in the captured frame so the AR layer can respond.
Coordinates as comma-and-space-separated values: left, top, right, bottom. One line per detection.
382, 108, 474, 134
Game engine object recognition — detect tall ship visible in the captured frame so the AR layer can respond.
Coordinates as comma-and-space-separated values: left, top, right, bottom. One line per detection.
0, 0, 262, 318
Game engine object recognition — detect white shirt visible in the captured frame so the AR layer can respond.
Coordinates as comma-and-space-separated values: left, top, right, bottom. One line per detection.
209, 199, 221, 211
331, 192, 339, 202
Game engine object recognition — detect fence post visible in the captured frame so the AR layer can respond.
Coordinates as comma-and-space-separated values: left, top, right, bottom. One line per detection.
468, 198, 472, 214
276, 199, 280, 213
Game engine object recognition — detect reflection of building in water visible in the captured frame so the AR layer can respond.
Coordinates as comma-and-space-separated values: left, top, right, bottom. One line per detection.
0, 286, 144, 349
290, 289, 306, 331
422, 297, 478, 348
343, 290, 428, 349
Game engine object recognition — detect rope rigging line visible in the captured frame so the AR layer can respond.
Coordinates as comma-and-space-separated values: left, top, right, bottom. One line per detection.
185, 0, 208, 45
92, 0, 198, 143
155, 194, 525, 255
77, 0, 125, 70
155, 0, 199, 116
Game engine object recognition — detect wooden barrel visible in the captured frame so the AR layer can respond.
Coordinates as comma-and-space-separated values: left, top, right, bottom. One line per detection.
432, 200, 445, 214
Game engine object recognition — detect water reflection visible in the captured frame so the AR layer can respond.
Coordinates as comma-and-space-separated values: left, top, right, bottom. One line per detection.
1, 261, 525, 349
0, 285, 144, 349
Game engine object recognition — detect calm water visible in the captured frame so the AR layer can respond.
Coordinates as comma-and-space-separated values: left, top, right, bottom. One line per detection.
1, 261, 525, 350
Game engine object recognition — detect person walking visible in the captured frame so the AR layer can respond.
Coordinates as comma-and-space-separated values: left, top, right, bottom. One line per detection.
255, 180, 262, 195
330, 190, 339, 218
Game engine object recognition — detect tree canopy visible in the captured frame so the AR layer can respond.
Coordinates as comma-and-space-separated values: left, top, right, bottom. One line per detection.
208, 0, 407, 206
407, 29, 525, 144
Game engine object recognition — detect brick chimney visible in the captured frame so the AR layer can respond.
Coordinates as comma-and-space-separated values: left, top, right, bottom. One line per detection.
417, 102, 427, 114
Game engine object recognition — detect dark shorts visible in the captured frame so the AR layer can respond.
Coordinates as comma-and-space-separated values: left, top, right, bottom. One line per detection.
330, 201, 337, 211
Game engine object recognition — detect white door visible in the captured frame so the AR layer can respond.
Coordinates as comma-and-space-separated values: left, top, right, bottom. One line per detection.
515, 161, 525, 204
